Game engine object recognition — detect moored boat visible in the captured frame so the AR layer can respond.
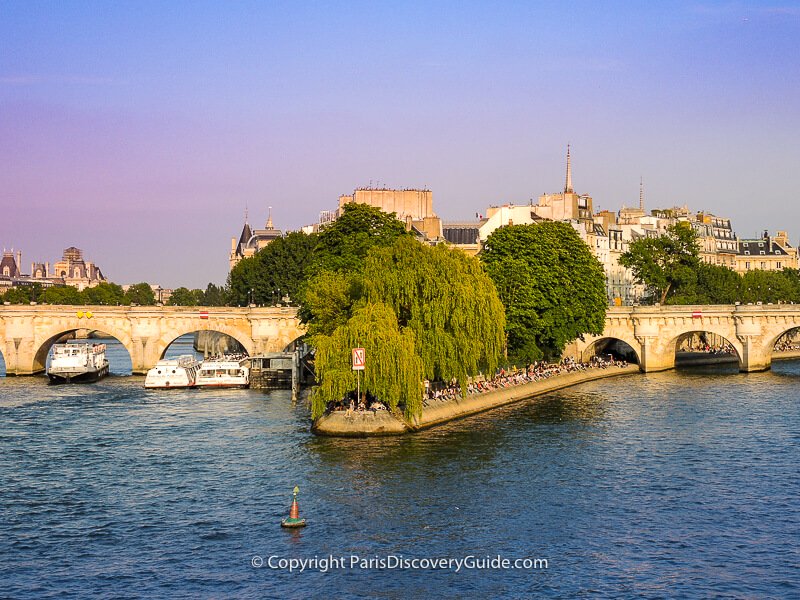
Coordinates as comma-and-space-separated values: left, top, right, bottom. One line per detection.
144, 355, 202, 389
195, 354, 250, 388
47, 342, 110, 384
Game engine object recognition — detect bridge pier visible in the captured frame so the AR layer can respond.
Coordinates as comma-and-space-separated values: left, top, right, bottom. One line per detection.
636, 336, 676, 373
737, 335, 772, 372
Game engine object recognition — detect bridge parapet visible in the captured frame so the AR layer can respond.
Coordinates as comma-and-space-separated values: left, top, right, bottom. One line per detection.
578, 304, 800, 373
0, 305, 305, 375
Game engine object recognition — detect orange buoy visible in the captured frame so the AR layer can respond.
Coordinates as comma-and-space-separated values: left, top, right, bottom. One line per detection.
281, 486, 306, 528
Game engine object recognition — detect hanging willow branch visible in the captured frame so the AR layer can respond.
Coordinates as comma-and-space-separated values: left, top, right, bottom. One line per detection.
310, 302, 424, 420
308, 237, 507, 420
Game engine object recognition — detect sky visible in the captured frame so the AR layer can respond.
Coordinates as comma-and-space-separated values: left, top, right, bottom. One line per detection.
1, 1, 799, 288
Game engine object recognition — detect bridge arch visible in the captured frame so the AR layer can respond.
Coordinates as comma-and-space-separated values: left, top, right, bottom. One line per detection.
668, 329, 743, 370
768, 325, 800, 360
31, 324, 134, 374
580, 335, 640, 365
153, 325, 255, 361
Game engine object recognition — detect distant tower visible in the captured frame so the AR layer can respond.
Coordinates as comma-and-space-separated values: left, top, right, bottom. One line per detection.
266, 206, 273, 229
564, 144, 574, 194
639, 177, 644, 212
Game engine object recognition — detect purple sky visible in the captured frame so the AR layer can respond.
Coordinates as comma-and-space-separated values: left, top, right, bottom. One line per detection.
2, 1, 799, 288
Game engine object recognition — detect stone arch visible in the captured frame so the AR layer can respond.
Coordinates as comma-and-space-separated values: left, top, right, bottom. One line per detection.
668, 328, 743, 370
153, 324, 255, 361
581, 335, 641, 364
766, 323, 800, 360
31, 323, 134, 374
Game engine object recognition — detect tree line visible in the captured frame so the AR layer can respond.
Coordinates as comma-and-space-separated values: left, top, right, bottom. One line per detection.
620, 223, 800, 305
0, 281, 227, 306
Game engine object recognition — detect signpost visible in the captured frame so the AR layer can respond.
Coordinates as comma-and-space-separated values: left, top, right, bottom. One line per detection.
352, 347, 365, 405
692, 310, 702, 319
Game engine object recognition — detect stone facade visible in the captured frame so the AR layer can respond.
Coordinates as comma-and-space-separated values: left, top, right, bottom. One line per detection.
229, 209, 282, 271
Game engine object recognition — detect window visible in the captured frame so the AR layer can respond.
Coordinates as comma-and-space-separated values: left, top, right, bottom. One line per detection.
761, 262, 767, 269
777, 262, 782, 269
746, 261, 751, 269
760, 251, 765, 255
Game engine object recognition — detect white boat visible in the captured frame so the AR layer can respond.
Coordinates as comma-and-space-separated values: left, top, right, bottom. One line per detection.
144, 355, 202, 389
195, 355, 250, 388
48, 342, 109, 384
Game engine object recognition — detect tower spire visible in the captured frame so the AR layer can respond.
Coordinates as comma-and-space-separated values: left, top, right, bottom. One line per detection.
266, 206, 273, 229
564, 144, 573, 194
639, 177, 644, 211
244, 203, 249, 224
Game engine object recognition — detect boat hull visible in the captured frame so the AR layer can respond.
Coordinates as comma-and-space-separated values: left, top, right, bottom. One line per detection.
47, 363, 109, 384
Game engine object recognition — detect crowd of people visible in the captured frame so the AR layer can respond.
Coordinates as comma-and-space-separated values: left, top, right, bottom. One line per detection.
775, 339, 800, 352
422, 356, 629, 406
324, 355, 632, 415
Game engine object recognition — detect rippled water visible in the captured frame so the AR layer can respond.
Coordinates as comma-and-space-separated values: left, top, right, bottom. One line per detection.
1, 341, 799, 598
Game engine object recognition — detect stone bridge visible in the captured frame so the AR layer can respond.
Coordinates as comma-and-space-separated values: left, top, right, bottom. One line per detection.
0, 305, 305, 375
576, 304, 800, 372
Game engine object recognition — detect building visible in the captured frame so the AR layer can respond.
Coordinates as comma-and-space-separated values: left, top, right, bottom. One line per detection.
1, 247, 105, 292
230, 208, 283, 271
51, 247, 106, 291
735, 231, 799, 273
337, 187, 443, 241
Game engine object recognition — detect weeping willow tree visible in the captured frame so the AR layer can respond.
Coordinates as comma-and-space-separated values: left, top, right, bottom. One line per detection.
310, 302, 423, 419
364, 237, 506, 385
308, 236, 506, 421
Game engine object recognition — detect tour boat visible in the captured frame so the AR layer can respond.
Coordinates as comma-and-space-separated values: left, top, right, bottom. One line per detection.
195, 355, 250, 388
47, 342, 110, 384
144, 355, 202, 389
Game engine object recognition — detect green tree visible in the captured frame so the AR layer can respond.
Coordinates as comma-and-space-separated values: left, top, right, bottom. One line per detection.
124, 283, 156, 305
81, 282, 126, 305
312, 302, 424, 418
307, 203, 409, 276
41, 285, 83, 304
228, 231, 318, 306
481, 222, 607, 362
308, 237, 506, 420
619, 223, 701, 304
1, 286, 32, 304
742, 269, 798, 304
168, 287, 204, 306
202, 283, 227, 306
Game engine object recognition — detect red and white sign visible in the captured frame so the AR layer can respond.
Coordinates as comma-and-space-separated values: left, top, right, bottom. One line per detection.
352, 347, 366, 371
692, 310, 702, 319
199, 311, 209, 320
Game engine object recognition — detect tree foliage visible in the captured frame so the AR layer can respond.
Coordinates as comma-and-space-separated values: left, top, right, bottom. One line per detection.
481, 222, 607, 362
168, 287, 204, 306
619, 223, 701, 304
308, 237, 506, 420
311, 302, 424, 419
307, 203, 410, 276
227, 231, 318, 306
124, 283, 156, 305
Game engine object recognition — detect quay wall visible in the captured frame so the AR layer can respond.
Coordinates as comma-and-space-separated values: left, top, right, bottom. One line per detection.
312, 365, 640, 437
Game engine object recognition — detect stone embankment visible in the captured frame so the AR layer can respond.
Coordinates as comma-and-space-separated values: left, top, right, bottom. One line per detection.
312, 364, 639, 437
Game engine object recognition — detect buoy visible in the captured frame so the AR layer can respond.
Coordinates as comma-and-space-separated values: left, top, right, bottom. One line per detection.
281, 485, 306, 528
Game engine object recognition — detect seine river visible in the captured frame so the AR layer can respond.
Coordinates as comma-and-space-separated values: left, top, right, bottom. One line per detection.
1, 339, 799, 598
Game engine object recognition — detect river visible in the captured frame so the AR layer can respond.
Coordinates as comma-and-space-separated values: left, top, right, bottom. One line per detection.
1, 339, 798, 598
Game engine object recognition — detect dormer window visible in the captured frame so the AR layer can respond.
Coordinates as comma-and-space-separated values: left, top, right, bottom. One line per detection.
760, 251, 765, 255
